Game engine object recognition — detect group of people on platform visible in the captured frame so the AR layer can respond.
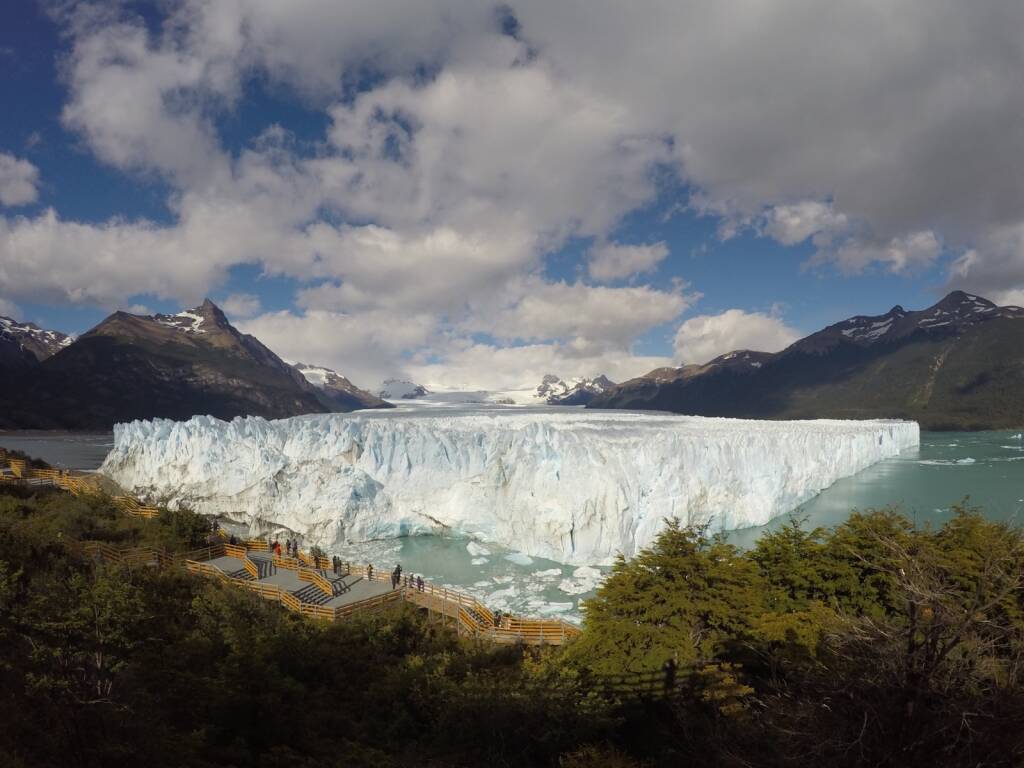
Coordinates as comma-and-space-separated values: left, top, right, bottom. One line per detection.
211, 520, 450, 604
387, 563, 425, 592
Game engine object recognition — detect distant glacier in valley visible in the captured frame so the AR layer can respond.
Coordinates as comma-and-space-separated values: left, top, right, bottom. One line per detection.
100, 405, 920, 565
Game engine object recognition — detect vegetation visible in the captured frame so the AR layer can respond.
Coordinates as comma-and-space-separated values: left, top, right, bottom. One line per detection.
2, 485, 1022, 766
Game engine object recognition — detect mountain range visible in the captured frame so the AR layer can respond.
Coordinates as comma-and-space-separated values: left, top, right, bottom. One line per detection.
379, 379, 430, 399
536, 374, 616, 405
3, 290, 1021, 430
0, 316, 72, 370
590, 291, 1024, 430
0, 300, 383, 430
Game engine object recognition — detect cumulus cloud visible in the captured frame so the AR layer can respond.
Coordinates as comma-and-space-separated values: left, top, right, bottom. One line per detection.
3, 0, 1024, 381
673, 309, 801, 364
220, 292, 262, 319
238, 309, 437, 389
406, 341, 674, 392
763, 201, 848, 247
0, 153, 40, 207
515, 0, 1024, 284
477, 280, 693, 347
588, 240, 669, 281
0, 297, 21, 318
826, 231, 943, 275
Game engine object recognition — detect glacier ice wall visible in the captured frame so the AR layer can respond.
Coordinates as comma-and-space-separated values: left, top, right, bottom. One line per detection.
100, 410, 920, 565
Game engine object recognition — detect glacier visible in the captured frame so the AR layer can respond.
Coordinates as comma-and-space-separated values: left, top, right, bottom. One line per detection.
100, 407, 919, 565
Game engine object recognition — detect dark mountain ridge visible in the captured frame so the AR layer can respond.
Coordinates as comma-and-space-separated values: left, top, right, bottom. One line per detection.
589, 291, 1024, 430
0, 300, 338, 429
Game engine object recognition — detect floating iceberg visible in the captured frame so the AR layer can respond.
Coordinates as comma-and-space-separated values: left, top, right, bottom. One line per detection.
100, 408, 919, 565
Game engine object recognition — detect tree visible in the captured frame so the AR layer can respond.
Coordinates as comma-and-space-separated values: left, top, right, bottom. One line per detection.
569, 520, 767, 674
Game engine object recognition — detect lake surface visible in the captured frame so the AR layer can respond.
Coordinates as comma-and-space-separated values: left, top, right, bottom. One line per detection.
2, 428, 1021, 621
0, 431, 114, 470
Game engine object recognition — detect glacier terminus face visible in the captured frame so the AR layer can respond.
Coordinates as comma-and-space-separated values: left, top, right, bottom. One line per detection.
100, 406, 920, 565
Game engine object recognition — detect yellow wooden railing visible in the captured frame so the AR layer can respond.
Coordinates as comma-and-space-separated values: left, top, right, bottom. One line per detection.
298, 567, 334, 597
112, 495, 160, 519
1, 447, 580, 645
223, 543, 247, 559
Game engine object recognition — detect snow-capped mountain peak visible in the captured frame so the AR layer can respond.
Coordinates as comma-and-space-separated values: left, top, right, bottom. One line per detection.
0, 316, 73, 361
379, 379, 429, 399
536, 374, 616, 405
294, 363, 393, 411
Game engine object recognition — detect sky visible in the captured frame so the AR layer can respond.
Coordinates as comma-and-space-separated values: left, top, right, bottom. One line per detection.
1, 1, 1023, 392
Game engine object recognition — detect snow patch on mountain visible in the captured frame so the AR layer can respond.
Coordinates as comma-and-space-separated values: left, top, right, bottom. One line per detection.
155, 310, 207, 334
101, 408, 920, 565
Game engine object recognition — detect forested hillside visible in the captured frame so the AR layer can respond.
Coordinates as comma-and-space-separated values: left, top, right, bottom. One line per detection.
1, 483, 1021, 767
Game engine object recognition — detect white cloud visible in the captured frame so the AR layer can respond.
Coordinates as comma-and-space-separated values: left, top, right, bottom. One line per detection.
990, 289, 1024, 308
238, 308, 436, 389
515, 0, 1024, 284
826, 231, 942, 275
3, 0, 1024, 380
763, 201, 848, 246
0, 209, 228, 307
406, 341, 674, 392
0, 153, 40, 207
673, 309, 801, 364
0, 297, 21, 318
220, 292, 262, 319
947, 222, 1024, 301
477, 280, 693, 347
588, 240, 669, 281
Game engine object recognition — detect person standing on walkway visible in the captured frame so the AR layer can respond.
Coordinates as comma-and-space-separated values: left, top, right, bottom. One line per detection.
416, 575, 424, 592
367, 563, 373, 581
394, 563, 403, 589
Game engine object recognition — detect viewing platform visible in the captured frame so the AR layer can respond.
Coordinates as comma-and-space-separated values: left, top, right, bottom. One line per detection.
0, 447, 580, 646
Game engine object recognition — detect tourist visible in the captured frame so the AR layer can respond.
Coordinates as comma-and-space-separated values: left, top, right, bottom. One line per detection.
229, 533, 237, 546
416, 575, 424, 592
493, 610, 502, 628
332, 556, 339, 576
367, 563, 373, 581
394, 563, 403, 589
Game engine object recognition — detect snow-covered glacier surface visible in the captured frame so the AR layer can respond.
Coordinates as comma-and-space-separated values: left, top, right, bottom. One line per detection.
100, 408, 919, 565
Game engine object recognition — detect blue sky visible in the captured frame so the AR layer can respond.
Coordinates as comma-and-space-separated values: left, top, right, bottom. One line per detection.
1, 1, 1021, 389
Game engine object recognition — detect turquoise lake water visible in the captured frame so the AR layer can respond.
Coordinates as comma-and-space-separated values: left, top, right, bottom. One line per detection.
2, 428, 1021, 621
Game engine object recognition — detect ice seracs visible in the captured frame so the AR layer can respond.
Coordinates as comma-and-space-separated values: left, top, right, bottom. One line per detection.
101, 407, 920, 565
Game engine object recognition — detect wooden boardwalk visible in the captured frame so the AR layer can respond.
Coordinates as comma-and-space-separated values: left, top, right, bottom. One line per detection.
0, 447, 581, 646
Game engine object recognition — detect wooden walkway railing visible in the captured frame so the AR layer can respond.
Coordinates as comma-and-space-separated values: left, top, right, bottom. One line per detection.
1, 448, 581, 645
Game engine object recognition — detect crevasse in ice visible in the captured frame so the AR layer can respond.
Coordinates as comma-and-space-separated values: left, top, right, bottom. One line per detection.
100, 408, 920, 565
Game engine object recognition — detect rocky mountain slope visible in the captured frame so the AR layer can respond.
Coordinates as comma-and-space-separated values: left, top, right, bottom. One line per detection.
0, 300, 331, 429
537, 374, 616, 405
294, 363, 393, 411
590, 291, 1024, 430
0, 316, 72, 370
